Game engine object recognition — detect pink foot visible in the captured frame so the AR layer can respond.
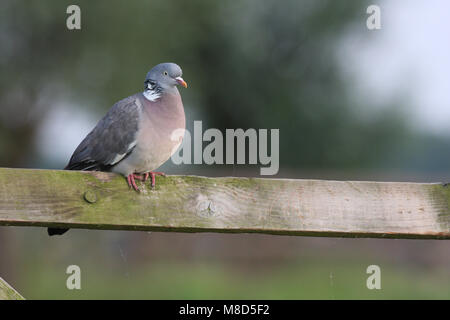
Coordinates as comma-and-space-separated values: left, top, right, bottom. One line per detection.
126, 173, 144, 192
146, 171, 166, 188
126, 172, 166, 191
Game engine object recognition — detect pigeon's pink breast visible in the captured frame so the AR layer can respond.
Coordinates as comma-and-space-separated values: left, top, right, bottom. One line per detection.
111, 90, 185, 176
132, 91, 185, 173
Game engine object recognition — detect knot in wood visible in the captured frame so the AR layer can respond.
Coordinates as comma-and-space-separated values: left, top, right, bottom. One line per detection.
83, 190, 98, 204
197, 199, 219, 217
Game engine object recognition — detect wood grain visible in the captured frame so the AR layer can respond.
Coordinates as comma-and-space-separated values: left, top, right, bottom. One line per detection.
0, 167, 449, 239
0, 277, 24, 300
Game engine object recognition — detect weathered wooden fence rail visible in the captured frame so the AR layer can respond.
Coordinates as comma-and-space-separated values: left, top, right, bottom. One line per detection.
0, 167, 449, 239
0, 277, 24, 300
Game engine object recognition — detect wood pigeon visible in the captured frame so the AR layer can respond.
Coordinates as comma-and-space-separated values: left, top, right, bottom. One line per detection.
48, 62, 187, 236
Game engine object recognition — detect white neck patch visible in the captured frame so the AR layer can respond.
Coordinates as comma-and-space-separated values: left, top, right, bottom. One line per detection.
143, 89, 161, 102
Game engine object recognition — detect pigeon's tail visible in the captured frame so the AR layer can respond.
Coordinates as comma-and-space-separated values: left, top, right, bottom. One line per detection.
48, 228, 69, 236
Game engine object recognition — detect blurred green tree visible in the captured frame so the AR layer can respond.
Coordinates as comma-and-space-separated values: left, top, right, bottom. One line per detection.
0, 0, 414, 172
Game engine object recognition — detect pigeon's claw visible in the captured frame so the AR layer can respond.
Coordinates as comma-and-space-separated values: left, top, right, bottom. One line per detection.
148, 171, 166, 188
126, 172, 165, 191
132, 173, 147, 181
126, 174, 141, 192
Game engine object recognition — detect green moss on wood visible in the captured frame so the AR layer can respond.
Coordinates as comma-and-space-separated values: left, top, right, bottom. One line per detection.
429, 183, 450, 233
0, 277, 24, 300
0, 167, 449, 239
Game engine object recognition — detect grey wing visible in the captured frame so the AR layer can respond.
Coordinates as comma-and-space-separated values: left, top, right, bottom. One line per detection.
65, 97, 142, 171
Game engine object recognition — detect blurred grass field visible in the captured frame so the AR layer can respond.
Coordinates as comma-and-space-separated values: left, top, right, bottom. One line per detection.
17, 260, 450, 299
4, 228, 449, 300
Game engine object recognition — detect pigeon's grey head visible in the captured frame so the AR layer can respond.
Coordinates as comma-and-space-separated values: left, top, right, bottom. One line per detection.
144, 63, 187, 93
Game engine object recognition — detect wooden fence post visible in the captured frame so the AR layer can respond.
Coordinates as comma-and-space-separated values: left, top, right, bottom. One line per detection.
0, 277, 24, 300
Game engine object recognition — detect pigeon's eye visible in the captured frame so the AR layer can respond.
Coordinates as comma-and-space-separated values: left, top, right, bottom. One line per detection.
163, 71, 168, 76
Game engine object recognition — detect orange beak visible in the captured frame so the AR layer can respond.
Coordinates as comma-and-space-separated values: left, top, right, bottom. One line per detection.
175, 76, 188, 88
